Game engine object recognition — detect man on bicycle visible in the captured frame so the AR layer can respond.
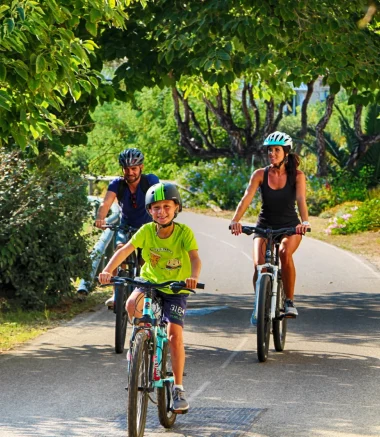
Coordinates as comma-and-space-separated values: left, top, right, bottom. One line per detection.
95, 148, 159, 307
99, 182, 201, 412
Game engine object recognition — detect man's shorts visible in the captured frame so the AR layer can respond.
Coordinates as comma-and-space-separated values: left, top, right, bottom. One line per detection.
134, 288, 188, 327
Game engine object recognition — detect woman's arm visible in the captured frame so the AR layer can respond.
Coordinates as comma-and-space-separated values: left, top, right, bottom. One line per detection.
230, 168, 264, 235
295, 171, 310, 233
98, 242, 136, 284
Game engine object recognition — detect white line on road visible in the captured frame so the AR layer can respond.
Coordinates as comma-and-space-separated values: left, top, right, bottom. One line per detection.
197, 231, 217, 239
242, 251, 253, 261
221, 337, 249, 369
188, 381, 211, 403
220, 240, 237, 248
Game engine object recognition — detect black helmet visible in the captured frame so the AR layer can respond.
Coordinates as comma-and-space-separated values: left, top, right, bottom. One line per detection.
118, 148, 144, 167
145, 182, 182, 213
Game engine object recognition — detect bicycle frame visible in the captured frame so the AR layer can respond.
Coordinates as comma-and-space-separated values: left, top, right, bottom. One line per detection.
128, 289, 174, 391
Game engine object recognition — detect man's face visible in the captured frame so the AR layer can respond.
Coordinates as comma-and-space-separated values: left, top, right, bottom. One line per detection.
122, 164, 143, 184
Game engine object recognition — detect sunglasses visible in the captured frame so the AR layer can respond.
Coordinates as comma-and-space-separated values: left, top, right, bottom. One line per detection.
130, 193, 137, 208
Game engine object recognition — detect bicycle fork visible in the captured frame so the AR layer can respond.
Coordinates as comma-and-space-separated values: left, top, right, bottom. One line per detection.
254, 264, 279, 321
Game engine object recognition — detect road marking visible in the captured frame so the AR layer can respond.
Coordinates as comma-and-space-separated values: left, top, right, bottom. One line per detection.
186, 306, 229, 316
197, 231, 217, 239
313, 238, 380, 279
220, 240, 237, 248
242, 251, 253, 261
188, 381, 211, 403
221, 337, 248, 369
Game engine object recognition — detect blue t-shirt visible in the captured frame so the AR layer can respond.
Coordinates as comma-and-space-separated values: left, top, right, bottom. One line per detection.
108, 174, 159, 228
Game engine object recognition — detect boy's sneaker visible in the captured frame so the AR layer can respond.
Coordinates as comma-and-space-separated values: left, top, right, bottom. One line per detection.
285, 299, 298, 317
105, 295, 115, 309
172, 388, 189, 411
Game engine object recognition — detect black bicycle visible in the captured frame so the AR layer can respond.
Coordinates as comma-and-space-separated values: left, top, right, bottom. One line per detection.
237, 225, 310, 362
102, 223, 140, 354
107, 276, 205, 437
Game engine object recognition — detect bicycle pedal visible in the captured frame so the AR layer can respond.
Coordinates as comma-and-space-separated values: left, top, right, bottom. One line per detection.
285, 314, 297, 319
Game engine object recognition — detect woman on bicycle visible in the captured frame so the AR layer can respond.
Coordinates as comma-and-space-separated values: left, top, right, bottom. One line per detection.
99, 182, 201, 412
230, 131, 310, 317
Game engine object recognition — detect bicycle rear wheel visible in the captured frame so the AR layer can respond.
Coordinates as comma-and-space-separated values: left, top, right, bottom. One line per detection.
115, 282, 129, 354
273, 278, 287, 352
157, 340, 177, 428
127, 331, 150, 437
257, 275, 272, 362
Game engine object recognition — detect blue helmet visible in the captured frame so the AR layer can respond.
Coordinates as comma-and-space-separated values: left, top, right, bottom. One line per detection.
263, 131, 293, 148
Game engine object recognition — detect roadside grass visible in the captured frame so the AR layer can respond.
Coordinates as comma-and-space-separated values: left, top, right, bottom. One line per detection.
1, 206, 379, 353
0, 287, 112, 353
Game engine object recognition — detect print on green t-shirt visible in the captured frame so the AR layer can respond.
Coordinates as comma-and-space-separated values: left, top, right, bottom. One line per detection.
131, 222, 198, 293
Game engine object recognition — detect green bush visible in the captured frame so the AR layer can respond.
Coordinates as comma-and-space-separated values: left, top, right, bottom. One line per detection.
0, 150, 92, 308
307, 166, 373, 215
325, 199, 380, 235
177, 158, 252, 210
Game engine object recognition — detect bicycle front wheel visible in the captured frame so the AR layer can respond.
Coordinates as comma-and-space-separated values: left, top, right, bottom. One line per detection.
115, 283, 129, 354
127, 331, 150, 437
157, 340, 177, 428
257, 275, 272, 362
273, 278, 287, 352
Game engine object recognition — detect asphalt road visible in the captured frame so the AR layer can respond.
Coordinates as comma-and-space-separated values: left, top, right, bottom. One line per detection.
1, 212, 380, 437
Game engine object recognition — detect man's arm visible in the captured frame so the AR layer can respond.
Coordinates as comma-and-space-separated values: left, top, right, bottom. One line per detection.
95, 191, 117, 228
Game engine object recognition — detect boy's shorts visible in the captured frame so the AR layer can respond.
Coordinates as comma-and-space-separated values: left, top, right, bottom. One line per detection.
135, 288, 188, 327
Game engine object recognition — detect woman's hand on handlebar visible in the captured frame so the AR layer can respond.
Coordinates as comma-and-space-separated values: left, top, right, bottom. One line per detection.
296, 222, 311, 235
230, 221, 242, 236
98, 271, 112, 284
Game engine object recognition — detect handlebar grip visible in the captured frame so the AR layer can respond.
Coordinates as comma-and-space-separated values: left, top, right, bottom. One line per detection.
196, 283, 205, 289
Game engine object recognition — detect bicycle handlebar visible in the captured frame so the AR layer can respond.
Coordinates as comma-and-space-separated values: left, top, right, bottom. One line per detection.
95, 223, 139, 233
229, 225, 311, 236
97, 276, 205, 294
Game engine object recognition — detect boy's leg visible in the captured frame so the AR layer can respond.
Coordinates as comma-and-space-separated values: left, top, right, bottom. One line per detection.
167, 322, 185, 386
126, 289, 144, 321
167, 322, 189, 411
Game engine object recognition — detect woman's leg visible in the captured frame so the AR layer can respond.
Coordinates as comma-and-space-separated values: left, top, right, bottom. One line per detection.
253, 237, 266, 291
279, 234, 302, 300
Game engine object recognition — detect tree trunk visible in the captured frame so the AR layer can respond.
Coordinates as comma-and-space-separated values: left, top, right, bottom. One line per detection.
295, 79, 315, 155
315, 93, 335, 176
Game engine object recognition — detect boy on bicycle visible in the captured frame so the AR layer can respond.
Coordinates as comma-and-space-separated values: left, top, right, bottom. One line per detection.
98, 182, 202, 412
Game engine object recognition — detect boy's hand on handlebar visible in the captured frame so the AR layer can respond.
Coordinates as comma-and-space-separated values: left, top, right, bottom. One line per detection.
98, 271, 112, 284
230, 221, 242, 236
185, 277, 198, 290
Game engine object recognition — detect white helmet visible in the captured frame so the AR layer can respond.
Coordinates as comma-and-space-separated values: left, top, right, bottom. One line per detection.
263, 131, 293, 148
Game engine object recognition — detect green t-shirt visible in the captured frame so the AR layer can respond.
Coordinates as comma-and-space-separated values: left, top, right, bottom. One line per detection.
131, 222, 198, 294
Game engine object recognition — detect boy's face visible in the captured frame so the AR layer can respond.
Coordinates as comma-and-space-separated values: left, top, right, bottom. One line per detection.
149, 200, 178, 225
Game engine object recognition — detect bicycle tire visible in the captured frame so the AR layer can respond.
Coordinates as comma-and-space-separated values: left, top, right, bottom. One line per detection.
115, 282, 129, 354
273, 278, 287, 352
127, 331, 150, 437
157, 340, 177, 428
257, 275, 272, 362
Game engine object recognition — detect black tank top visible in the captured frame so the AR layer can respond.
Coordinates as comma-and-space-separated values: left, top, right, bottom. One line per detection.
257, 167, 300, 229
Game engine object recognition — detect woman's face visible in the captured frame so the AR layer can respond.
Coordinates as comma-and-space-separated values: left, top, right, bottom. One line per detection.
267, 146, 285, 166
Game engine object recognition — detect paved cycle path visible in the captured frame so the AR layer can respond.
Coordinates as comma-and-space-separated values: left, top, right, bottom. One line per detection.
1, 212, 379, 437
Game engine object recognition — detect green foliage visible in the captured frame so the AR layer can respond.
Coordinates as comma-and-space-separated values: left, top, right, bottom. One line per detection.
0, 0, 144, 151
176, 158, 251, 210
0, 149, 92, 308
67, 87, 190, 177
325, 199, 380, 234
307, 166, 373, 215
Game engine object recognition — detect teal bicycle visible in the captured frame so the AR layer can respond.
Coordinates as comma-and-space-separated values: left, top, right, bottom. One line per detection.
109, 276, 204, 437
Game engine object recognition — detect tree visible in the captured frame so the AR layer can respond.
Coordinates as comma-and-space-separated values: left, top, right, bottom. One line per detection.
102, 1, 380, 175
0, 0, 145, 152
